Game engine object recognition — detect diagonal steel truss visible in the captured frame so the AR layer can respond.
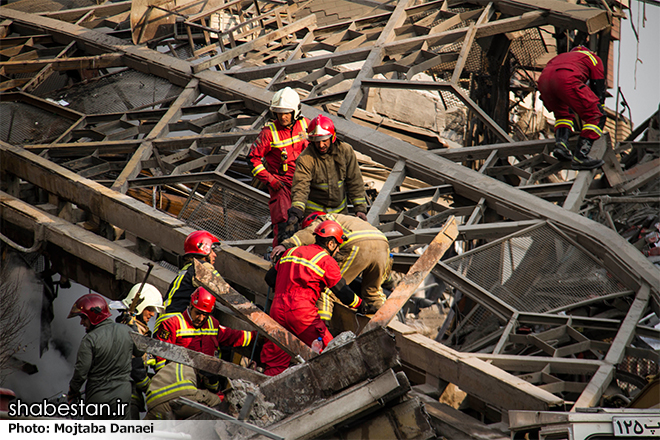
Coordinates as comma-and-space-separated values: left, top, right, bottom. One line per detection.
0, 0, 658, 419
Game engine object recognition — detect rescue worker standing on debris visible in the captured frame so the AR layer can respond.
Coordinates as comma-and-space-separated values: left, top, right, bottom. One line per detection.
538, 45, 606, 170
287, 115, 368, 235
261, 220, 367, 376
68, 293, 142, 420
116, 283, 164, 419
272, 212, 390, 319
248, 87, 309, 245
153, 287, 255, 388
156, 230, 221, 330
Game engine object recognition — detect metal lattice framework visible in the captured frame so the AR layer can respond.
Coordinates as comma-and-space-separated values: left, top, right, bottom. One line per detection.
0, 0, 658, 426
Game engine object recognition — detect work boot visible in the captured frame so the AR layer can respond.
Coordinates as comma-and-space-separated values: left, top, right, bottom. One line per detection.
552, 126, 573, 162
571, 137, 604, 170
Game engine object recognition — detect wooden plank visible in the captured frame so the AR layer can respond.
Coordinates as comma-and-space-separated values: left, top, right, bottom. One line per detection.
0, 53, 124, 74
469, 0, 609, 34
193, 259, 314, 363
131, 332, 268, 384
362, 217, 458, 333
366, 159, 406, 225
192, 15, 317, 73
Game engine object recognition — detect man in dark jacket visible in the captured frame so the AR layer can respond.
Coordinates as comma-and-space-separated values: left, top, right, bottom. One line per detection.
68, 293, 142, 420
286, 115, 368, 241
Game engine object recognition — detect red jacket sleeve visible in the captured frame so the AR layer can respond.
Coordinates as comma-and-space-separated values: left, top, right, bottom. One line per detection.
248, 127, 275, 185
216, 325, 257, 348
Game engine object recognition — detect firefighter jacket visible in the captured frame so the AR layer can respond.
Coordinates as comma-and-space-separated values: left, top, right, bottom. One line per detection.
543, 49, 604, 91
156, 260, 220, 331
145, 362, 198, 410
273, 244, 361, 311
153, 309, 255, 372
282, 213, 387, 257
248, 117, 309, 187
290, 141, 367, 215
69, 318, 140, 410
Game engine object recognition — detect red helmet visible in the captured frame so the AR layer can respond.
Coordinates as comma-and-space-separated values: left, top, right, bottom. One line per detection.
184, 230, 220, 257
313, 220, 346, 245
190, 287, 215, 313
307, 115, 336, 143
67, 293, 111, 326
302, 211, 326, 229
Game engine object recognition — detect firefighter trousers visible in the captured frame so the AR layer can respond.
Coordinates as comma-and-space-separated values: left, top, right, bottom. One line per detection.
260, 300, 333, 376
317, 239, 389, 318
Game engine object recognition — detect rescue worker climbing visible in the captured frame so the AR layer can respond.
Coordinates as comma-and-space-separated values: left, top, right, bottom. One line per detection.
155, 230, 221, 330
287, 115, 368, 236
538, 45, 607, 170
248, 87, 309, 245
67, 293, 142, 420
272, 212, 390, 319
260, 220, 367, 376
116, 283, 164, 419
153, 287, 256, 395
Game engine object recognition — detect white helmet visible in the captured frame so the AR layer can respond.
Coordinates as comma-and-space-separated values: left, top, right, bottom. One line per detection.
122, 283, 164, 314
270, 87, 301, 119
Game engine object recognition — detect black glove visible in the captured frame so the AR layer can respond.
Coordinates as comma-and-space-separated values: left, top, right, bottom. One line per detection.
356, 301, 369, 315
287, 206, 304, 225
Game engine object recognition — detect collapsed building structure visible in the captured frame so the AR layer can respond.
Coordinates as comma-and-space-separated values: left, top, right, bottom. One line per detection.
0, 0, 658, 438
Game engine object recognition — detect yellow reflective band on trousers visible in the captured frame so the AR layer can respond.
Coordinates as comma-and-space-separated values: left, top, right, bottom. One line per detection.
146, 363, 197, 407
582, 123, 603, 136
555, 119, 574, 130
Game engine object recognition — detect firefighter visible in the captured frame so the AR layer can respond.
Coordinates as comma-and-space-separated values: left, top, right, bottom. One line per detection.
144, 362, 221, 420
248, 87, 309, 245
287, 115, 368, 235
116, 283, 164, 419
153, 287, 256, 394
538, 45, 607, 170
67, 293, 142, 420
260, 220, 367, 376
272, 212, 390, 319
155, 230, 221, 330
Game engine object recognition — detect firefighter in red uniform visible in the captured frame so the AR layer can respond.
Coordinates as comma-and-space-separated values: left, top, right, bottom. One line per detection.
260, 220, 367, 376
155, 230, 221, 331
154, 287, 256, 391
538, 45, 607, 170
248, 87, 309, 245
